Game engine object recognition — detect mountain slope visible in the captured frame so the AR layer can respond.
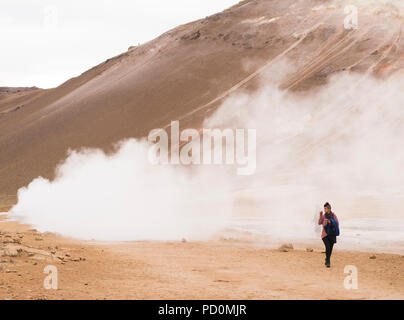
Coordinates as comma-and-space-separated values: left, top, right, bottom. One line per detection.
1, 0, 404, 197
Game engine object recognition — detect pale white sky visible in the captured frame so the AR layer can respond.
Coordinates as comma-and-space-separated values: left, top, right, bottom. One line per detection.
0, 0, 239, 88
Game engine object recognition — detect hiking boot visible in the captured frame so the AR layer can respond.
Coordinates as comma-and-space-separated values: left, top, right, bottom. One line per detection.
325, 260, 331, 268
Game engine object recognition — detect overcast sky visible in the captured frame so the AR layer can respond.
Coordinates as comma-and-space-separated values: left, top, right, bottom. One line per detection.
1, 0, 238, 88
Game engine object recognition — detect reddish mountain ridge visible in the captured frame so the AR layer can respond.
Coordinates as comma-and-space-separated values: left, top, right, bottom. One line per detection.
1, 0, 404, 198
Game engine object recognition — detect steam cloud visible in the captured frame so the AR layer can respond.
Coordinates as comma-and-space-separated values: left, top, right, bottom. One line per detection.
9, 141, 235, 241
8, 60, 404, 250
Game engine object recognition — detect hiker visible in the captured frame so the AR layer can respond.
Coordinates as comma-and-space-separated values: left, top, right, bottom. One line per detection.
318, 202, 340, 268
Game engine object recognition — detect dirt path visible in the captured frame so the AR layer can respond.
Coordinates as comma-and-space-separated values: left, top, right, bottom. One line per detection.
0, 216, 403, 300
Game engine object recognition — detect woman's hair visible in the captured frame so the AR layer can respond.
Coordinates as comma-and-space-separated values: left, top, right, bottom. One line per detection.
324, 202, 331, 209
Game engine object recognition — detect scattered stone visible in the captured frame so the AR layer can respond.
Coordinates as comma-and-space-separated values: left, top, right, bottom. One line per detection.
306, 248, 314, 252
2, 247, 19, 257
70, 258, 80, 262
65, 253, 70, 257
279, 243, 294, 251
190, 30, 201, 40
79, 257, 86, 261
34, 237, 43, 241
5, 269, 17, 273
369, 255, 377, 259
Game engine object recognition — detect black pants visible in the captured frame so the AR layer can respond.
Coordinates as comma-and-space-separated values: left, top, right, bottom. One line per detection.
322, 235, 336, 262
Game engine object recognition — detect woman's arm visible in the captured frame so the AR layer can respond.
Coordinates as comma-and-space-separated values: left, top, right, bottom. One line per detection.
318, 211, 324, 225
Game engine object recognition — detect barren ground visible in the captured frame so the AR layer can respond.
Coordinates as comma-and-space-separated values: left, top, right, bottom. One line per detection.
1, 214, 403, 300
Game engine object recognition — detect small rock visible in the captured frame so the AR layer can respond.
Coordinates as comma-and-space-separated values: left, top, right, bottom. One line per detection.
189, 30, 201, 40
306, 248, 314, 252
2, 248, 19, 257
279, 243, 294, 250
369, 255, 377, 259
5, 269, 17, 273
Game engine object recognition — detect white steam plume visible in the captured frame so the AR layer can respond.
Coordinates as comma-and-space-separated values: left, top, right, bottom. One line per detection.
8, 59, 404, 251
205, 64, 404, 252
9, 140, 234, 241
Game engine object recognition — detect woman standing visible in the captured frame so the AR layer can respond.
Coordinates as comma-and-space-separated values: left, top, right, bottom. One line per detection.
318, 202, 339, 268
